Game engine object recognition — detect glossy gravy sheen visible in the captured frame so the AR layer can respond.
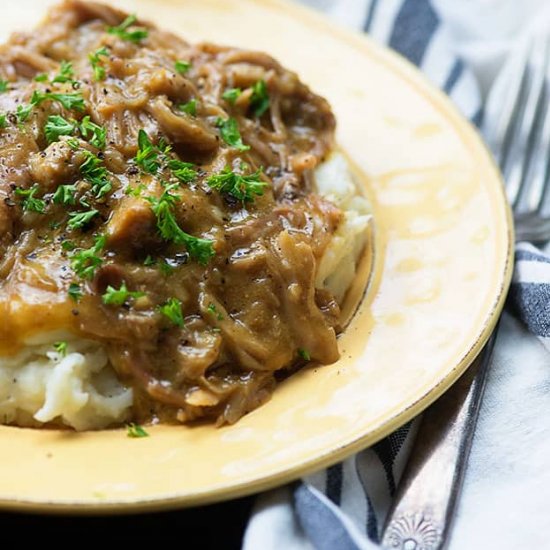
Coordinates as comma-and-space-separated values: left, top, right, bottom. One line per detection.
0, 0, 344, 424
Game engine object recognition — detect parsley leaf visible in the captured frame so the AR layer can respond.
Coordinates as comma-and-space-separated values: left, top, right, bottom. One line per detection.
158, 297, 184, 327
102, 282, 145, 306
298, 348, 311, 361
68, 282, 83, 301
66, 137, 80, 150
135, 129, 160, 174
178, 98, 197, 116
53, 341, 68, 356
16, 104, 33, 124
34, 73, 48, 82
107, 14, 148, 44
250, 79, 270, 117
125, 183, 146, 198
174, 60, 191, 74
147, 185, 215, 265
206, 167, 267, 202
53, 183, 78, 206
51, 60, 75, 84
80, 116, 106, 149
0, 114, 6, 129
222, 88, 242, 104
70, 235, 105, 279
61, 240, 76, 251
166, 159, 197, 184
0, 79, 8, 93
31, 90, 85, 112
89, 47, 109, 81
143, 255, 156, 266
50, 92, 85, 111
124, 183, 146, 198
134, 130, 198, 184
15, 184, 46, 213
157, 137, 172, 156
127, 423, 149, 438
215, 117, 249, 151
79, 150, 112, 198
67, 209, 99, 230
207, 303, 224, 321
44, 115, 76, 143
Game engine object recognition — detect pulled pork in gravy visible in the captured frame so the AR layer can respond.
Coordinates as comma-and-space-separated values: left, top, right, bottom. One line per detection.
0, 0, 346, 425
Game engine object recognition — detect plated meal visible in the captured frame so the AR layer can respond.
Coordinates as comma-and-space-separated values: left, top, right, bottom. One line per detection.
0, 0, 371, 431
0, 0, 512, 511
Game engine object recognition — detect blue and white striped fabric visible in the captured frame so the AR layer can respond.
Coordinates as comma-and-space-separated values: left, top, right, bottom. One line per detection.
244, 1, 487, 548
510, 242, 550, 350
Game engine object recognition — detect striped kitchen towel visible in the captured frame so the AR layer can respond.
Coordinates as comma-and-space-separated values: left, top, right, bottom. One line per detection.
243, 1, 485, 549
511, 242, 550, 349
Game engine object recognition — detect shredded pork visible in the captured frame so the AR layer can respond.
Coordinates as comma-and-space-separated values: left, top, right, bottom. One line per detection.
0, 1, 348, 425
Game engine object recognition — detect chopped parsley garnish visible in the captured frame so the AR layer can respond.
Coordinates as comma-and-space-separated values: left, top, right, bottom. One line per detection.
222, 82, 269, 115
53, 183, 78, 206
79, 151, 103, 178
298, 348, 311, 361
207, 303, 224, 321
174, 60, 191, 74
51, 60, 75, 84
79, 195, 91, 208
67, 137, 80, 150
206, 167, 267, 202
127, 423, 149, 438
53, 341, 68, 356
125, 183, 146, 198
16, 104, 33, 124
70, 234, 106, 279
68, 282, 83, 301
0, 114, 6, 129
67, 209, 98, 230
135, 129, 161, 174
31, 90, 85, 112
179, 98, 197, 116
250, 79, 270, 117
158, 297, 184, 327
222, 88, 242, 104
102, 282, 145, 306
80, 116, 106, 149
44, 115, 76, 143
61, 240, 76, 251
166, 159, 197, 184
143, 255, 156, 266
157, 138, 172, 156
34, 61, 77, 86
89, 47, 109, 81
147, 184, 215, 265
107, 14, 148, 44
0, 79, 8, 93
15, 184, 46, 213
215, 117, 249, 151
79, 150, 112, 198
134, 131, 197, 183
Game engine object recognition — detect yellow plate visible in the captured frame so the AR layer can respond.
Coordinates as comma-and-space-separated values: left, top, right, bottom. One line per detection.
0, 0, 513, 512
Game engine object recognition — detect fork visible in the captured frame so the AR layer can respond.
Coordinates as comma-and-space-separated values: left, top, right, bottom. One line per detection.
381, 31, 550, 550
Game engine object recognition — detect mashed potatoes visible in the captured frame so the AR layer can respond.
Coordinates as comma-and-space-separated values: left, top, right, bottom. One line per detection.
0, 335, 132, 430
315, 153, 372, 302
0, 153, 371, 431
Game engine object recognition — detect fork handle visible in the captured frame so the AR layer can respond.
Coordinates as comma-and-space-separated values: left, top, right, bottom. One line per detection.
381, 329, 498, 549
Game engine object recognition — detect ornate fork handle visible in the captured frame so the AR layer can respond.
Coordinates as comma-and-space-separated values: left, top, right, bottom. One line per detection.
381, 332, 497, 549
